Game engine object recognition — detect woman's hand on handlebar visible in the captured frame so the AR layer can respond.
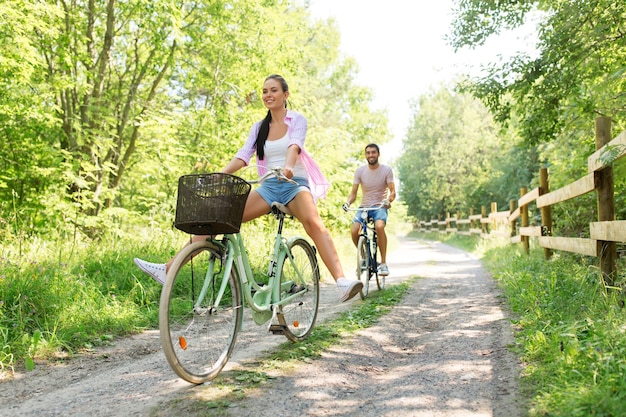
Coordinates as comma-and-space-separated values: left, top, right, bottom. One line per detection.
281, 166, 294, 179
261, 166, 297, 184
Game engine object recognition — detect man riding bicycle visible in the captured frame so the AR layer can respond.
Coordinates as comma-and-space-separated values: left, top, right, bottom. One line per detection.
343, 143, 396, 276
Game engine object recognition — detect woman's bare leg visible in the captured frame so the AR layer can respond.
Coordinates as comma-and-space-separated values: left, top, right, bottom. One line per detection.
286, 191, 345, 281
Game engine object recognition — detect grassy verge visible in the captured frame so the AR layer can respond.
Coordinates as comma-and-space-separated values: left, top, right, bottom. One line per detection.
149, 282, 412, 417
421, 232, 626, 417
0, 229, 175, 374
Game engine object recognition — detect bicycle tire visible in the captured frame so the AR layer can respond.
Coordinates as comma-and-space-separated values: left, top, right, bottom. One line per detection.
357, 235, 370, 299
373, 238, 384, 290
277, 238, 320, 342
159, 240, 242, 384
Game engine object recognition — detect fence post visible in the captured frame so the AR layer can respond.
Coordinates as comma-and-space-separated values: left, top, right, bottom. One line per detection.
489, 201, 498, 235
521, 187, 529, 254
539, 167, 553, 259
490, 202, 497, 236
595, 116, 616, 286
509, 199, 516, 237
481, 206, 487, 235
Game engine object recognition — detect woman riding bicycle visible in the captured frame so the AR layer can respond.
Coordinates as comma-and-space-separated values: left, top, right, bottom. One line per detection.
135, 74, 363, 302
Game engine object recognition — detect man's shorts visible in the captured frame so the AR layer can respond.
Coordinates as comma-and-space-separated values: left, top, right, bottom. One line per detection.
255, 176, 310, 206
353, 207, 388, 224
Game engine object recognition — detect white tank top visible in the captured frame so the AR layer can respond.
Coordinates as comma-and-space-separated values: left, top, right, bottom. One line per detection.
264, 132, 307, 178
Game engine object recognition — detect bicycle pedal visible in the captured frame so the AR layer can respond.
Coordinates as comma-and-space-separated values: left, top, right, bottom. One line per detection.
288, 283, 306, 294
269, 324, 288, 335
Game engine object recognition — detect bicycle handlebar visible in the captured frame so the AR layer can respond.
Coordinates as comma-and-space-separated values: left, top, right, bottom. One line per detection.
342, 200, 390, 213
245, 166, 298, 185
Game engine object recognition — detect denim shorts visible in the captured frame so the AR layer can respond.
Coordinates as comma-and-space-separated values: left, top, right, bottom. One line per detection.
353, 207, 388, 224
255, 176, 310, 206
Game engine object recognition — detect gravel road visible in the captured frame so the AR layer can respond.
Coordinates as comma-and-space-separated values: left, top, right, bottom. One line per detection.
0, 237, 524, 417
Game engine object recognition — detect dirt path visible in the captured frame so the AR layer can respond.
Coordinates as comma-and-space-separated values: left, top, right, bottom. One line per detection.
0, 237, 523, 417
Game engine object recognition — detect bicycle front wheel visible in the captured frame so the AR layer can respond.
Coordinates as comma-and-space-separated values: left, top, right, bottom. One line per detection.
159, 241, 242, 384
277, 238, 320, 342
357, 236, 370, 299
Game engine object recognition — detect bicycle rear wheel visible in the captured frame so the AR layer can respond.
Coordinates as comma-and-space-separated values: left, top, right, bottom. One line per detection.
374, 240, 384, 290
357, 236, 370, 299
277, 238, 320, 342
159, 241, 242, 384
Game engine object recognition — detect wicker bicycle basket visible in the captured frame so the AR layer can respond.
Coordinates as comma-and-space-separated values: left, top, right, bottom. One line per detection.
174, 173, 251, 235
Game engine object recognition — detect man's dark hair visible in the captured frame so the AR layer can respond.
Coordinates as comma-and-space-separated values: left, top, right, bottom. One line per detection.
365, 143, 380, 153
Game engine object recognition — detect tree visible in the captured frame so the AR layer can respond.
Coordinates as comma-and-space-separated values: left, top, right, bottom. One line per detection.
451, 0, 626, 145
397, 86, 507, 220
450, 0, 626, 232
0, 0, 390, 238
0, 3, 64, 237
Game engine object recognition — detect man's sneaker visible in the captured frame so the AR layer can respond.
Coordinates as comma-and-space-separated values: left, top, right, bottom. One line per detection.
134, 258, 166, 285
378, 263, 390, 276
336, 278, 363, 302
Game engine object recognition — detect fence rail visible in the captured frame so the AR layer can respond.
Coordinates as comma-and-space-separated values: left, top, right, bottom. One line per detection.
416, 117, 625, 285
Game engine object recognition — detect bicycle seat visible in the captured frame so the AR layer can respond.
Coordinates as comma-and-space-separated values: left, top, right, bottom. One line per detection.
271, 202, 293, 216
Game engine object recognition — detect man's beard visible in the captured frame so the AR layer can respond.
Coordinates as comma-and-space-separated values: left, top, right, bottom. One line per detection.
367, 158, 378, 165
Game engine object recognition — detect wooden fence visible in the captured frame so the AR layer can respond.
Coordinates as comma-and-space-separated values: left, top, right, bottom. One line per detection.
417, 117, 626, 286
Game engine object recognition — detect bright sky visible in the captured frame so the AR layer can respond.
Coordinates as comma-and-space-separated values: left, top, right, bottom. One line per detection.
308, 0, 539, 160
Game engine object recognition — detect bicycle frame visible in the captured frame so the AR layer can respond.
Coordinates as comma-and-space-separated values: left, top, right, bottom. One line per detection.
357, 211, 378, 272
196, 211, 306, 317
160, 168, 320, 384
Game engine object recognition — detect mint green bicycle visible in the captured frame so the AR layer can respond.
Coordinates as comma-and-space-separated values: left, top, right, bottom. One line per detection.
159, 169, 320, 384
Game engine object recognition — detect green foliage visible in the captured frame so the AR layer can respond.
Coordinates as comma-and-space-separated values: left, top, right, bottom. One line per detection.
449, 0, 534, 49
0, 0, 387, 240
445, 1, 626, 241
397, 85, 521, 219
487, 247, 626, 416
452, 0, 626, 145
24, 330, 41, 371
0, 227, 174, 370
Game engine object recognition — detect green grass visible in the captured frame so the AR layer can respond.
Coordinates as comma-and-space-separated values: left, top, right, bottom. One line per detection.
418, 231, 626, 417
0, 229, 172, 373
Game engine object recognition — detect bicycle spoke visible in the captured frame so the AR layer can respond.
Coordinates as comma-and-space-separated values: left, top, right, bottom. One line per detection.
160, 242, 242, 384
277, 238, 319, 342
357, 235, 370, 299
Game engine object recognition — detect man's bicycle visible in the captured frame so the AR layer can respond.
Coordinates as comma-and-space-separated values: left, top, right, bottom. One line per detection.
159, 168, 320, 384
343, 202, 387, 299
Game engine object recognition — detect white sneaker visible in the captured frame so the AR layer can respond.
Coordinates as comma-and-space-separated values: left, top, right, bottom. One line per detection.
378, 263, 390, 276
134, 258, 166, 285
336, 278, 363, 302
